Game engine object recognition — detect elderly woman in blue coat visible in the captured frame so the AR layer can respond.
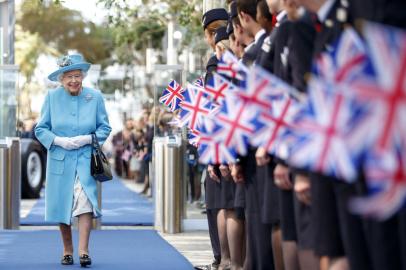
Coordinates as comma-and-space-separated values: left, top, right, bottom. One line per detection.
35, 54, 111, 267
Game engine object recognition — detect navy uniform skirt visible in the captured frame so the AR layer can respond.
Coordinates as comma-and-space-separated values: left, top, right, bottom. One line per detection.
205, 166, 221, 210
310, 173, 373, 270
218, 174, 236, 209
258, 162, 280, 225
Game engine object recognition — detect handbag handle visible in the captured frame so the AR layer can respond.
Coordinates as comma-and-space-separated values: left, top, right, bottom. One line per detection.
91, 133, 101, 152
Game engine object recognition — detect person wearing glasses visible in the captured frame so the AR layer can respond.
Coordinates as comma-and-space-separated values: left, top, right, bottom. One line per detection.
35, 53, 111, 267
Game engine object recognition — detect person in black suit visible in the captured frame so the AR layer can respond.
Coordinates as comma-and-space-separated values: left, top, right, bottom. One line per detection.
257, 1, 303, 269
214, 25, 249, 270
230, 2, 255, 66
349, 2, 406, 269
263, 2, 305, 270
201, 8, 229, 269
293, 1, 374, 269
272, 1, 322, 269
236, 0, 268, 65
232, 1, 276, 269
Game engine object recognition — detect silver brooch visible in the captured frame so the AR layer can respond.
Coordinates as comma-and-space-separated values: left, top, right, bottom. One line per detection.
57, 56, 72, 67
85, 93, 93, 102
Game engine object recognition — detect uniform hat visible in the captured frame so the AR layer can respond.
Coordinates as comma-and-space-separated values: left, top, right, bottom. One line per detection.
202, 8, 229, 29
215, 26, 229, 44
226, 18, 234, 36
229, 1, 238, 18
48, 54, 91, 82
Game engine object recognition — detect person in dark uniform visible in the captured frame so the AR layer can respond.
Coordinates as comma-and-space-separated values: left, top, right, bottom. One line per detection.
202, 8, 229, 269
349, 1, 406, 270
232, 1, 276, 269
230, 2, 255, 66
293, 1, 374, 269
236, 0, 267, 65
271, 1, 321, 269
256, 1, 302, 269
256, 4, 287, 270
212, 25, 246, 270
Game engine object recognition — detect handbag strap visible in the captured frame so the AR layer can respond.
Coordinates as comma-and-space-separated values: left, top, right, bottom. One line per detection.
91, 133, 101, 152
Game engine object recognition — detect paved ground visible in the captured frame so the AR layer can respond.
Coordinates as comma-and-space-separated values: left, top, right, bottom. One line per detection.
20, 179, 213, 268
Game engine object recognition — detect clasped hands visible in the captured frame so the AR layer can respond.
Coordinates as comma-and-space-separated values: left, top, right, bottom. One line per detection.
53, 135, 92, 150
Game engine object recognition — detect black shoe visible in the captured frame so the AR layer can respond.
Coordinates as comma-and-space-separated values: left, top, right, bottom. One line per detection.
79, 254, 92, 267
61, 255, 74, 265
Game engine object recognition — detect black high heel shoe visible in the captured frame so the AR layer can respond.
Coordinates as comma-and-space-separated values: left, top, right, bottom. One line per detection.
61, 255, 74, 265
79, 254, 92, 267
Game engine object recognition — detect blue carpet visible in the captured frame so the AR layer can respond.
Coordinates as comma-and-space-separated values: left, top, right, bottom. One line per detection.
20, 178, 154, 226
0, 230, 193, 270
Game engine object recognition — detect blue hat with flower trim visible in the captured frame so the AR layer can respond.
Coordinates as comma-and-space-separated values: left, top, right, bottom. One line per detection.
48, 54, 91, 82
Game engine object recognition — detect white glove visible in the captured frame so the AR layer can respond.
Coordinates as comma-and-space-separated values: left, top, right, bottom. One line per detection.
70, 135, 92, 148
53, 136, 80, 150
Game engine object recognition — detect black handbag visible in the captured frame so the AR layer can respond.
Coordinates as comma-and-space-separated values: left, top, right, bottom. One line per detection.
91, 133, 113, 182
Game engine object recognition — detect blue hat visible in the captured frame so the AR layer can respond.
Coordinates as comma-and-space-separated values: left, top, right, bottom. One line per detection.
215, 26, 229, 44
48, 54, 91, 82
202, 8, 229, 29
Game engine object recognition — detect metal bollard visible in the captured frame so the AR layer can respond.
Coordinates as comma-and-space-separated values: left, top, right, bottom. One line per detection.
163, 135, 183, 234
0, 137, 21, 230
153, 137, 166, 232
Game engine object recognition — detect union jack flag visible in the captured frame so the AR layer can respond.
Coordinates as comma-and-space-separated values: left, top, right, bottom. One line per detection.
249, 92, 302, 158
197, 125, 237, 165
178, 84, 213, 131
193, 76, 205, 88
158, 80, 185, 111
188, 129, 201, 147
204, 73, 237, 103
241, 66, 302, 111
214, 94, 259, 155
350, 139, 406, 220
287, 78, 375, 181
346, 22, 406, 219
217, 50, 248, 88
313, 28, 370, 84
350, 22, 406, 151
284, 27, 381, 181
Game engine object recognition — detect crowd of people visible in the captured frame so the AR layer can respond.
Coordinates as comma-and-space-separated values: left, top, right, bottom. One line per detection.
111, 107, 178, 195
197, 1, 406, 270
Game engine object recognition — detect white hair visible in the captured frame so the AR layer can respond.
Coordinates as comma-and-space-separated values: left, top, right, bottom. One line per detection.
57, 70, 87, 82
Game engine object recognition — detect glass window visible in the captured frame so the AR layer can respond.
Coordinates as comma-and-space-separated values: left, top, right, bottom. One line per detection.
0, 66, 19, 138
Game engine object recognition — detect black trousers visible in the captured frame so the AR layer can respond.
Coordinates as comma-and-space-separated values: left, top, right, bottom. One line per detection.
207, 208, 221, 262
245, 176, 275, 270
279, 190, 297, 241
188, 164, 195, 201
366, 208, 406, 270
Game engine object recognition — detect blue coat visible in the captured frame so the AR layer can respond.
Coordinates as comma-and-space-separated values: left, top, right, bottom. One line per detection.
35, 87, 112, 225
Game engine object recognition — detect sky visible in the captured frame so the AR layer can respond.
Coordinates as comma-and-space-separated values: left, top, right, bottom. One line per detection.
60, 0, 109, 25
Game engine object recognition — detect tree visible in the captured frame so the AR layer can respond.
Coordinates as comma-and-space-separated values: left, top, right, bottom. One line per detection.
18, 0, 114, 67
97, 0, 204, 60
